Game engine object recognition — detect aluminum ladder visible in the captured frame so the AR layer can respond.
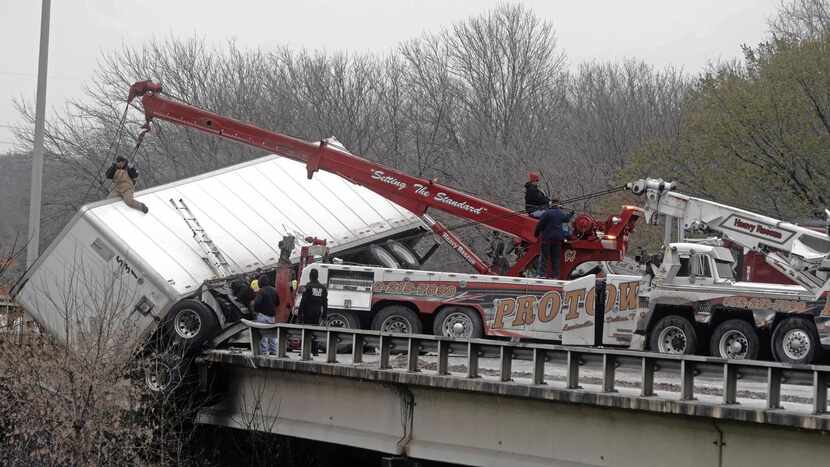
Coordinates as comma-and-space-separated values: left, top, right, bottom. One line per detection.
170, 197, 233, 277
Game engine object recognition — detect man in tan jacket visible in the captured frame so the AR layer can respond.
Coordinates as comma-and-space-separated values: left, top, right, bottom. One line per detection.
106, 156, 148, 213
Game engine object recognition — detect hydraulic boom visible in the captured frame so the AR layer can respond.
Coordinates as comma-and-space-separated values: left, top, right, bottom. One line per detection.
628, 178, 830, 296
128, 80, 641, 277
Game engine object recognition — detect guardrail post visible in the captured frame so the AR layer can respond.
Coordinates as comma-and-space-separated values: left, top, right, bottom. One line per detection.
766, 367, 782, 410
641, 357, 655, 397
301, 328, 313, 361
277, 326, 288, 358
500, 346, 513, 382
532, 348, 546, 385
325, 330, 337, 363
723, 363, 738, 405
680, 360, 695, 401
249, 328, 262, 356
379, 335, 391, 370
567, 351, 581, 390
352, 333, 364, 364
602, 354, 616, 393
437, 340, 449, 376
467, 342, 479, 379
407, 337, 420, 373
813, 371, 828, 415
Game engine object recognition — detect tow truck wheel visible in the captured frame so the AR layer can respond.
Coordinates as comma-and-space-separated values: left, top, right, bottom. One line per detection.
325, 310, 362, 353
649, 315, 697, 355
710, 319, 760, 360
169, 299, 219, 350
772, 318, 821, 364
433, 307, 483, 339
386, 240, 421, 269
371, 305, 423, 335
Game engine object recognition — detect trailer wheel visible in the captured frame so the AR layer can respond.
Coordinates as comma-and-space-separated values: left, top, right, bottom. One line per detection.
368, 244, 401, 269
710, 319, 760, 360
649, 315, 697, 355
772, 317, 821, 364
169, 299, 219, 349
325, 310, 362, 353
386, 240, 420, 269
371, 305, 422, 335
433, 307, 483, 339
143, 352, 186, 394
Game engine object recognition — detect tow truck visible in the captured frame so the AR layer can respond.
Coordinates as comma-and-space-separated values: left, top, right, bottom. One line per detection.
621, 179, 830, 363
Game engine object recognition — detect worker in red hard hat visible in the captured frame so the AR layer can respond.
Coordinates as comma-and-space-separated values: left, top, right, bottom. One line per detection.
525, 172, 550, 219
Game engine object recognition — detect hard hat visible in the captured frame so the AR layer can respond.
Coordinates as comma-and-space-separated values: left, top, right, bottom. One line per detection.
250, 279, 260, 291
528, 172, 540, 182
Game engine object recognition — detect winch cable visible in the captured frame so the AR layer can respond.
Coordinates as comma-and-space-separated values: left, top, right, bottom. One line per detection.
78, 101, 132, 208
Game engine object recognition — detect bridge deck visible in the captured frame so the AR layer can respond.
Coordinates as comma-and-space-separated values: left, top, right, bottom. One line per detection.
201, 323, 830, 432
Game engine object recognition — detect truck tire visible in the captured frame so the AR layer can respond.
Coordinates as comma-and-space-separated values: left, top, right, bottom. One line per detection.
649, 315, 697, 355
433, 306, 483, 339
710, 319, 760, 360
325, 309, 362, 353
143, 352, 186, 394
168, 299, 219, 350
772, 317, 821, 364
386, 240, 420, 269
371, 305, 423, 335
368, 244, 401, 269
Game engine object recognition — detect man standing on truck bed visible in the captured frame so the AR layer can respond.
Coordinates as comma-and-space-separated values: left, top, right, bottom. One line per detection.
106, 156, 148, 213
534, 198, 574, 279
254, 274, 279, 354
298, 269, 328, 356
525, 172, 550, 218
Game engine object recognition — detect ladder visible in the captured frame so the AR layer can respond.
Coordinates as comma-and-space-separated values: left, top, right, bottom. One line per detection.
170, 197, 233, 277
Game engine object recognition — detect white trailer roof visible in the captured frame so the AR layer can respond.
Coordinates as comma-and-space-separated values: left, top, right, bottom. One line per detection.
61, 154, 422, 295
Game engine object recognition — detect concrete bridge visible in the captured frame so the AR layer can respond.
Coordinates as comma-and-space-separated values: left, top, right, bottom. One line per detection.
195, 323, 830, 467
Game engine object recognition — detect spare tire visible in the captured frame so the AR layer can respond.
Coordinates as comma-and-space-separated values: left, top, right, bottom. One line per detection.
368, 244, 400, 269
386, 240, 420, 269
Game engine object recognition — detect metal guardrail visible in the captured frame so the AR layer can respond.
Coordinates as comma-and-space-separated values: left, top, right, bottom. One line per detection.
212, 322, 830, 426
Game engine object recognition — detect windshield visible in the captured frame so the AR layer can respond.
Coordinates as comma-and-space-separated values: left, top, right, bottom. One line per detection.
715, 260, 735, 281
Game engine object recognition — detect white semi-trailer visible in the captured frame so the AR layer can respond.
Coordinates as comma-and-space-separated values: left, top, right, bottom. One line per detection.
12, 154, 426, 356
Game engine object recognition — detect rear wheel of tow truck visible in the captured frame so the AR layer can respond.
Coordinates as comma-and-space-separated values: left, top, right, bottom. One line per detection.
368, 244, 401, 269
169, 299, 219, 351
325, 310, 362, 353
649, 315, 698, 355
709, 319, 760, 360
772, 317, 821, 364
385, 240, 421, 270
371, 305, 423, 335
433, 307, 483, 339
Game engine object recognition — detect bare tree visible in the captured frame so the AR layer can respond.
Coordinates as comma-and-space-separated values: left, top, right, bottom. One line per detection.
769, 0, 830, 43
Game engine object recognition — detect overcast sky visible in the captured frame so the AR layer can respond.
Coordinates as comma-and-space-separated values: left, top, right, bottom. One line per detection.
0, 0, 782, 152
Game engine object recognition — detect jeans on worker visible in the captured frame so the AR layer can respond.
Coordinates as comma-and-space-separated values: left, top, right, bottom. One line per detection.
538, 241, 563, 279
255, 312, 278, 354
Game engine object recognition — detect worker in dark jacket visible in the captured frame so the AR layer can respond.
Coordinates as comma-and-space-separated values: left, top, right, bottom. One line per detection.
298, 268, 328, 355
525, 172, 550, 218
534, 199, 574, 279
253, 274, 279, 354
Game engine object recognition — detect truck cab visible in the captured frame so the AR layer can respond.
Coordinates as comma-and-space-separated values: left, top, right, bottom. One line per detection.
656, 243, 736, 287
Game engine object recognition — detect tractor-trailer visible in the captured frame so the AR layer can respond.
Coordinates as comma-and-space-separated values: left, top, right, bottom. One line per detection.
12, 154, 426, 352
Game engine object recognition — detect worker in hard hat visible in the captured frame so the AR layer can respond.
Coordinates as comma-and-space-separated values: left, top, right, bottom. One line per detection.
106, 156, 148, 213
525, 172, 550, 219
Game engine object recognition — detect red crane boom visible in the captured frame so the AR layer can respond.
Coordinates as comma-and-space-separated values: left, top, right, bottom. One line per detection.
127, 80, 641, 277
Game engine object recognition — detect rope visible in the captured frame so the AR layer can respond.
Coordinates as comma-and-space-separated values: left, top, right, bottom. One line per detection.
77, 101, 132, 206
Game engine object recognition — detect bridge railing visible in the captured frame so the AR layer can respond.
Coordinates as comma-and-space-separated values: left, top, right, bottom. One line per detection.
217, 322, 830, 417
